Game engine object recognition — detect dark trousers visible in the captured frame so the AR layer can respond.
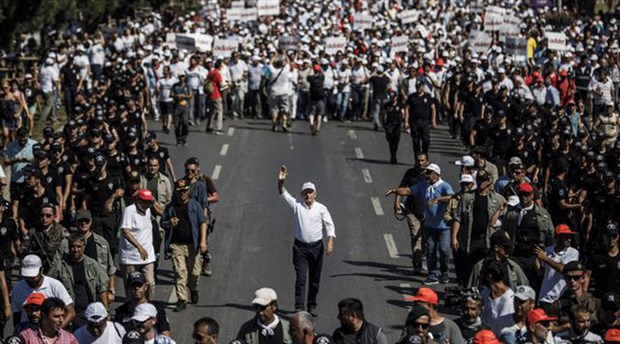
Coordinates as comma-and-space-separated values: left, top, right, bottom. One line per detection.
385, 127, 401, 161
293, 239, 324, 309
64, 87, 76, 118
410, 122, 430, 156
175, 106, 189, 143
93, 213, 118, 256
454, 244, 488, 287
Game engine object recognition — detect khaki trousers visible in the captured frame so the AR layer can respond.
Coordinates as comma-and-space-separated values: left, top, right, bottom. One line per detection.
171, 243, 202, 302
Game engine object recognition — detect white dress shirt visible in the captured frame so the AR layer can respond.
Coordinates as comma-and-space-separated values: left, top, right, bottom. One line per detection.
281, 191, 336, 243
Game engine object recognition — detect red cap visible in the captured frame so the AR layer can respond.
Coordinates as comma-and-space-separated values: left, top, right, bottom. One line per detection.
24, 292, 46, 306
405, 287, 439, 305
473, 330, 500, 344
560, 70, 568, 76
527, 309, 557, 325
532, 71, 540, 77
605, 329, 620, 342
313, 65, 321, 72
555, 224, 576, 235
517, 182, 534, 194
537, 76, 544, 82
137, 189, 154, 201
436, 59, 445, 67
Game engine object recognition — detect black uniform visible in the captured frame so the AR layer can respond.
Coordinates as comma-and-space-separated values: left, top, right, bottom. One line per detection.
383, 100, 402, 164
407, 93, 434, 156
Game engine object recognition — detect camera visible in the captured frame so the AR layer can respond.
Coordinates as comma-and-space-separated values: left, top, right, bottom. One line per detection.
444, 287, 481, 308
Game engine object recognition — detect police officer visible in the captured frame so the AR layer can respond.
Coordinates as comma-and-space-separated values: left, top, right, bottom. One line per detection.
171, 74, 192, 146
383, 92, 403, 164
405, 83, 436, 157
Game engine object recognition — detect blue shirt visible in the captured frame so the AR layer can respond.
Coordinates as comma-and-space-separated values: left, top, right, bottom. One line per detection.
411, 179, 454, 229
5, 139, 37, 183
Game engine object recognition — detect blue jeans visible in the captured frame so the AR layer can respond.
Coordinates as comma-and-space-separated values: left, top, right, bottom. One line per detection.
371, 97, 387, 127
336, 91, 350, 119
424, 227, 451, 279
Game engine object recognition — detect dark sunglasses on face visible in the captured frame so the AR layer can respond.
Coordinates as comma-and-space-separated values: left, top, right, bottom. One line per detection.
411, 322, 430, 329
78, 219, 91, 224
40, 213, 53, 218
565, 274, 583, 281
186, 168, 196, 173
518, 192, 532, 197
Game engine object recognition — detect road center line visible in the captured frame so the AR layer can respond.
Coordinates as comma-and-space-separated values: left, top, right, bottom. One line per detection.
384, 234, 399, 258
362, 168, 373, 183
220, 144, 229, 156
288, 133, 294, 150
227, 127, 235, 136
348, 130, 357, 139
355, 147, 364, 159
167, 287, 177, 305
212, 165, 222, 180
371, 197, 384, 215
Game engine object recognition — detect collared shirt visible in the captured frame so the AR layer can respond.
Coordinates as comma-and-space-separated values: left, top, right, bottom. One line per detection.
20, 327, 79, 344
280, 191, 336, 243
11, 276, 74, 322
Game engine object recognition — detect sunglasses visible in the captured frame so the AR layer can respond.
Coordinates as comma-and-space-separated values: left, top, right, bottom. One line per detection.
518, 192, 532, 197
564, 274, 584, 281
40, 213, 54, 218
78, 219, 91, 224
185, 168, 196, 173
411, 322, 430, 329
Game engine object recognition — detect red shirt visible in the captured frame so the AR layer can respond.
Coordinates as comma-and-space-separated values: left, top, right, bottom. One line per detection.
208, 69, 222, 100
20, 328, 79, 344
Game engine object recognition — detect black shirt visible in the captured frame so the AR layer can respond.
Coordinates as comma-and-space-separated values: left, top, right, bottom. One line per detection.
398, 167, 426, 217
547, 178, 570, 225
70, 259, 91, 312
171, 202, 192, 245
407, 94, 433, 124
84, 234, 97, 261
145, 147, 170, 173
370, 75, 390, 100
258, 321, 284, 344
60, 64, 79, 90
86, 173, 122, 214
471, 193, 489, 242
0, 219, 18, 259
589, 252, 620, 297
19, 187, 58, 229
489, 125, 512, 159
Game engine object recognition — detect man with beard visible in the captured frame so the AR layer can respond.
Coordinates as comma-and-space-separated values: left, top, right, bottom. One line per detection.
236, 288, 292, 344
553, 305, 603, 344
500, 286, 536, 344
131, 303, 176, 344
13, 292, 45, 335
11, 255, 75, 328
397, 306, 437, 344
333, 298, 388, 344
20, 297, 79, 343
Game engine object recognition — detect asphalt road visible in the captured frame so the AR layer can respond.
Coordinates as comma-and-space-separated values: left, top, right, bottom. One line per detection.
111, 117, 467, 344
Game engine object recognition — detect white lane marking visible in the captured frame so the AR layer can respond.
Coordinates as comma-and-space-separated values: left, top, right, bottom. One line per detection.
348, 130, 357, 139
167, 287, 177, 304
362, 168, 373, 183
220, 144, 229, 156
288, 133, 294, 150
212, 165, 222, 180
384, 234, 399, 258
227, 127, 235, 136
355, 147, 364, 159
371, 197, 384, 215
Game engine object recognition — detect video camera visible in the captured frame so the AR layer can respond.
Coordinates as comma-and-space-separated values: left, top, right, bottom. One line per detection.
444, 286, 481, 308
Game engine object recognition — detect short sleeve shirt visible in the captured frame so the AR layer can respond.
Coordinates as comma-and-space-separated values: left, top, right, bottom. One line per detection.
11, 276, 74, 321
119, 204, 156, 265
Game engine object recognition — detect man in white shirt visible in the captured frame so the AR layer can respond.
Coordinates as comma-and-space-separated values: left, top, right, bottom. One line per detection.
278, 166, 335, 317
185, 56, 208, 125
268, 54, 293, 131
39, 58, 60, 123
74, 302, 126, 344
119, 189, 157, 300
10, 255, 75, 327
229, 52, 249, 119
480, 260, 515, 336
537, 224, 580, 306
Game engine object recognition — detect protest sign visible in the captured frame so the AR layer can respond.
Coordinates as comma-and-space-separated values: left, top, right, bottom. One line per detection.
469, 30, 493, 54
241, 7, 258, 22
505, 37, 527, 61
165, 33, 177, 48
213, 37, 238, 57
278, 36, 300, 51
484, 6, 506, 31
325, 36, 347, 55
499, 13, 521, 40
391, 36, 409, 53
230, 0, 244, 8
354, 13, 373, 30
400, 9, 419, 25
257, 0, 280, 16
227, 7, 242, 21
175, 34, 214, 52
545, 32, 567, 50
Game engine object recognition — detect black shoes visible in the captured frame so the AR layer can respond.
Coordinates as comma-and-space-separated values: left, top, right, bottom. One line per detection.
174, 300, 187, 312
308, 305, 318, 317
191, 290, 200, 304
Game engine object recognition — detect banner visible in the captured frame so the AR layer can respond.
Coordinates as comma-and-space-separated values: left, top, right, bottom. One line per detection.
278, 36, 300, 51
230, 0, 244, 8
227, 7, 242, 21
545, 32, 567, 50
241, 7, 258, 22
213, 37, 238, 57
530, 0, 553, 8
165, 33, 177, 48
391, 36, 409, 53
469, 30, 493, 54
499, 13, 521, 40
400, 9, 419, 25
325, 36, 347, 55
484, 6, 506, 31
257, 0, 280, 16
175, 34, 213, 52
471, 0, 484, 13
505, 37, 527, 61
353, 13, 373, 30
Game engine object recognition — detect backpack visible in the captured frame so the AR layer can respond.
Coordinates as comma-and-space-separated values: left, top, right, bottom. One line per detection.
205, 78, 215, 95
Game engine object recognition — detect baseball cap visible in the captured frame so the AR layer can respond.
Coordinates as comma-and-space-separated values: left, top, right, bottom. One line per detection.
507, 195, 520, 207
405, 305, 430, 325
175, 179, 190, 190
455, 155, 475, 167
128, 170, 141, 182
509, 157, 523, 166
490, 230, 513, 248
527, 308, 557, 325
514, 286, 536, 301
252, 287, 278, 306
563, 261, 586, 274
301, 182, 316, 192
123, 330, 145, 344
607, 223, 619, 236
459, 174, 475, 184
94, 154, 107, 166
605, 329, 620, 342
23, 292, 46, 306
555, 224, 576, 235
84, 302, 108, 323
313, 335, 335, 344
21, 255, 42, 277
517, 182, 534, 194
602, 292, 620, 312
131, 303, 157, 322
473, 330, 500, 344
136, 189, 154, 201
75, 209, 92, 221
426, 163, 441, 175
406, 287, 439, 305
127, 271, 147, 286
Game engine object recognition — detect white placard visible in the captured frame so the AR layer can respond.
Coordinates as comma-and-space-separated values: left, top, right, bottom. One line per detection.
471, 0, 484, 13
545, 32, 567, 51
241, 7, 258, 21
505, 37, 527, 61
499, 13, 521, 40
484, 6, 506, 31
354, 13, 373, 30
325, 36, 347, 55
227, 7, 242, 21
230, 0, 244, 8
469, 30, 493, 54
213, 38, 238, 57
165, 33, 177, 48
400, 9, 419, 25
175, 34, 214, 52
278, 36, 300, 51
391, 36, 409, 53
195, 34, 214, 52
257, 0, 280, 16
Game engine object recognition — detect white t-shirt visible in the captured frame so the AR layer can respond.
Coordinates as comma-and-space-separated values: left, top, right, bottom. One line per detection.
539, 246, 579, 303
157, 77, 177, 103
39, 65, 59, 93
268, 64, 291, 96
74, 322, 126, 344
119, 204, 156, 265
11, 276, 74, 322
481, 287, 515, 337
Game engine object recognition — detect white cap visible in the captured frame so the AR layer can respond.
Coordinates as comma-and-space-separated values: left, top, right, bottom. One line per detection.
498, 67, 506, 74
21, 255, 42, 277
514, 285, 536, 301
251, 287, 278, 306
84, 302, 108, 323
507, 195, 520, 207
459, 174, 475, 184
455, 155, 475, 167
509, 156, 523, 166
426, 163, 441, 175
301, 182, 316, 192
131, 303, 157, 322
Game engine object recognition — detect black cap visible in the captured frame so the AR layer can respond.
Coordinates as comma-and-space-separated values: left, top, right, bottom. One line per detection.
104, 133, 115, 143
128, 170, 141, 182
145, 131, 157, 141
476, 170, 491, 182
313, 335, 335, 344
406, 306, 430, 325
602, 292, 620, 312
490, 230, 513, 248
127, 271, 147, 286
43, 127, 54, 137
605, 171, 616, 183
563, 261, 586, 274
94, 154, 107, 166
90, 128, 101, 137
123, 330, 145, 344
51, 142, 62, 152
185, 157, 200, 166
53, 131, 64, 140
607, 222, 619, 236
16, 127, 28, 138
35, 150, 49, 160
25, 166, 43, 179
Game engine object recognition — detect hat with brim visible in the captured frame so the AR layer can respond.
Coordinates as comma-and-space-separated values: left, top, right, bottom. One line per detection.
131, 303, 157, 322
251, 287, 278, 306
21, 255, 42, 277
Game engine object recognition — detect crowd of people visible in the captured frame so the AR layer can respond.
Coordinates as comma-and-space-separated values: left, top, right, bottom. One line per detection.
0, 0, 619, 343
